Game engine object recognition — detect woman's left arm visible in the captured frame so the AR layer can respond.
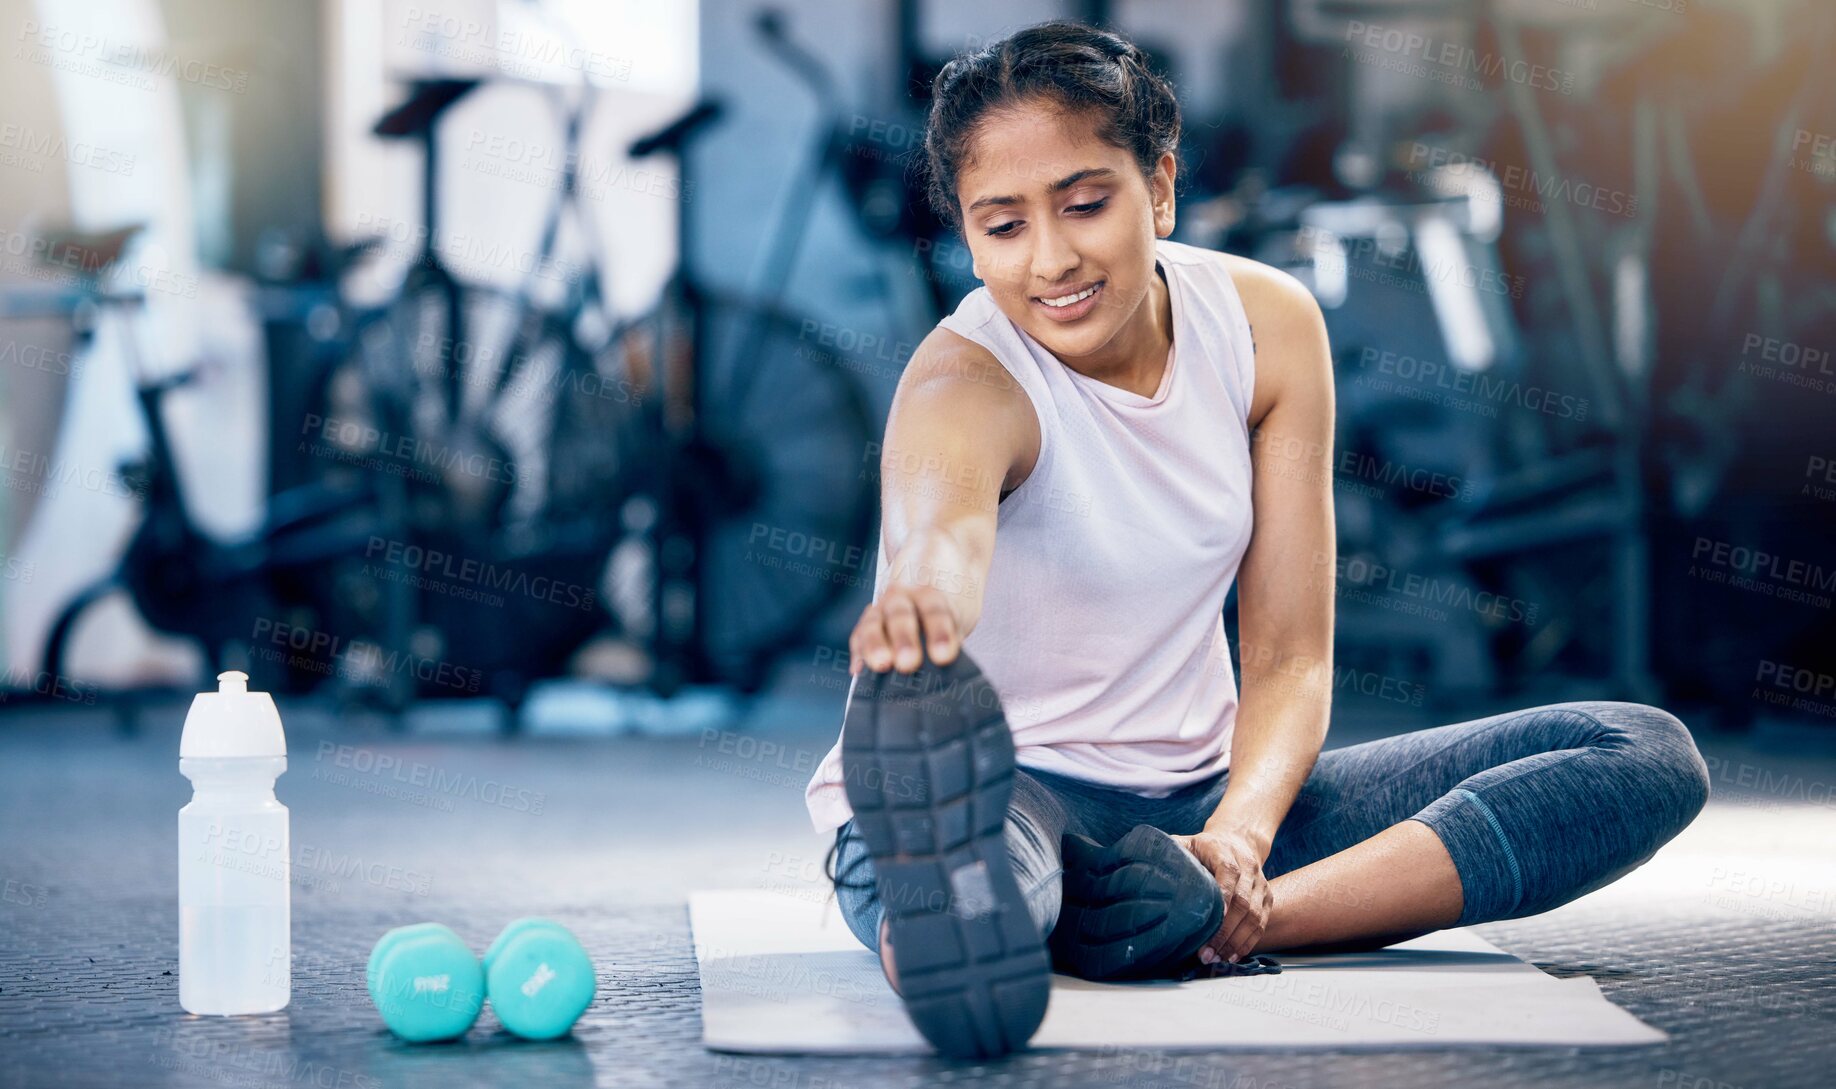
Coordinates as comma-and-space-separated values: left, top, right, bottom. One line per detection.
1176, 257, 1337, 964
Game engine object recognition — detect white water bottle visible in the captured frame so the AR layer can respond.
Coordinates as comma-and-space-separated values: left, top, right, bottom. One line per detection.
179, 670, 290, 1014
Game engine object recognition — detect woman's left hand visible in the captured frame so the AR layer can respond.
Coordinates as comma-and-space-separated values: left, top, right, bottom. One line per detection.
1169, 827, 1273, 965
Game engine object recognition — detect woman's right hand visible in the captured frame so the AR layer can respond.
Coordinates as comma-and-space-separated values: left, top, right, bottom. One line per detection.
849, 583, 965, 674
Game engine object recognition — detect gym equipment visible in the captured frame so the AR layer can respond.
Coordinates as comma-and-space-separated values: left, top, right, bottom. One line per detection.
481, 918, 596, 1040
1184, 0, 1836, 717
27, 6, 878, 714
14, 227, 384, 699
366, 923, 486, 1042
691, 888, 1667, 1051
301, 7, 878, 705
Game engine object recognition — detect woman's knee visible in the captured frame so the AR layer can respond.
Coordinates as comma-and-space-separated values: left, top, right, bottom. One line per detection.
1576, 701, 1712, 832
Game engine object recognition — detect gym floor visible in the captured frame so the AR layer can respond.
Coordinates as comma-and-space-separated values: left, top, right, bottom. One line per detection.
2, 674, 1831, 1089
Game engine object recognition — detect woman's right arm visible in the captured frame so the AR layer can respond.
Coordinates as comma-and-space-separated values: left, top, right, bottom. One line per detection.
849, 329, 1039, 675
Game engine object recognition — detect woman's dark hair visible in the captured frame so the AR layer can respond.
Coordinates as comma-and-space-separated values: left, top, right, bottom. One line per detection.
922, 21, 1181, 228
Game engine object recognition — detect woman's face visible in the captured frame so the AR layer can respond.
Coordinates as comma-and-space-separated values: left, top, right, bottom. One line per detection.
955, 99, 1176, 367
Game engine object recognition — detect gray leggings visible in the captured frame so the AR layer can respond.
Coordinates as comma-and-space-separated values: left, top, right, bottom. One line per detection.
830, 701, 1711, 952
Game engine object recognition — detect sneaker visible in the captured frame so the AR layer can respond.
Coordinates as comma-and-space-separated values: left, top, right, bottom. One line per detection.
840, 653, 1050, 1059
1051, 824, 1224, 981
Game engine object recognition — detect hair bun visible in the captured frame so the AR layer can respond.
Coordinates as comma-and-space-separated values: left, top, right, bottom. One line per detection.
1101, 35, 1137, 62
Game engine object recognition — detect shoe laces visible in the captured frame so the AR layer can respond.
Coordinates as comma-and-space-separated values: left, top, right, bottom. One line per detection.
823, 828, 877, 893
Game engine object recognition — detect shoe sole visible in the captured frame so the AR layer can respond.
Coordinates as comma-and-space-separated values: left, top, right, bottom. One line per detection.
1053, 824, 1224, 981
841, 655, 1050, 1060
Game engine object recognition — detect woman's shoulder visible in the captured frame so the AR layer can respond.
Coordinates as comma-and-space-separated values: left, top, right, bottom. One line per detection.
1157, 241, 1325, 428
1218, 253, 1322, 328
905, 323, 1016, 395
893, 324, 1045, 497
914, 290, 1041, 404
1160, 239, 1319, 327
1207, 251, 1331, 432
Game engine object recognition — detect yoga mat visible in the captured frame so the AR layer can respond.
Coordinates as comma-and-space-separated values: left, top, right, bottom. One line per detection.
691, 889, 1667, 1054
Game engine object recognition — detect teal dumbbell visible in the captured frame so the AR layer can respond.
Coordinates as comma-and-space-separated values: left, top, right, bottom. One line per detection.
366, 923, 486, 1042
482, 918, 596, 1040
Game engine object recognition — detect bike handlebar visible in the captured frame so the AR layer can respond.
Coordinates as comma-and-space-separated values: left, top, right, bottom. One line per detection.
628, 100, 725, 160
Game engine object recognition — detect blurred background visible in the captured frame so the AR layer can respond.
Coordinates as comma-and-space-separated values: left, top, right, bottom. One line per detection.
3, 2, 1835, 1086
2, 0, 1833, 739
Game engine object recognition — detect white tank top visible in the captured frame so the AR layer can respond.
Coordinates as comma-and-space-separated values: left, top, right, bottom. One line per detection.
804, 238, 1258, 833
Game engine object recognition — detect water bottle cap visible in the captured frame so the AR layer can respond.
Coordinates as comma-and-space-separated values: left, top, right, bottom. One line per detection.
180, 671, 287, 758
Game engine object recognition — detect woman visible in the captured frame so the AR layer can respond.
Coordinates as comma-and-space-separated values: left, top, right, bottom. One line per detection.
801, 21, 1709, 1060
